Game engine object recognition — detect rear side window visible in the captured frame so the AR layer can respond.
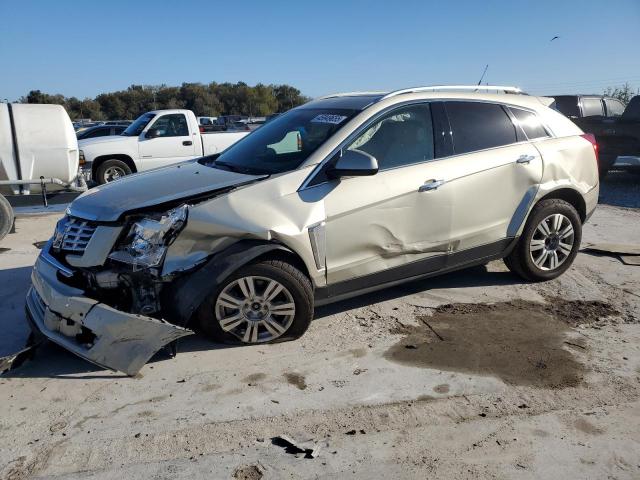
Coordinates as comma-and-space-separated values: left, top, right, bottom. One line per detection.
604, 98, 625, 117
581, 98, 604, 117
509, 108, 549, 139
446, 102, 517, 155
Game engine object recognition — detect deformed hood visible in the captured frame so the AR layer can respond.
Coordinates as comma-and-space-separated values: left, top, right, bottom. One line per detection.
69, 160, 264, 221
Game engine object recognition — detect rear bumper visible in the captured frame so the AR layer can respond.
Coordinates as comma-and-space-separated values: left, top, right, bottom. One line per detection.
584, 184, 599, 223
613, 156, 640, 169
25, 246, 192, 375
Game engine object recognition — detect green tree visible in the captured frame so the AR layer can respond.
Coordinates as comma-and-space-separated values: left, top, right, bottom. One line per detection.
603, 83, 638, 105
19, 82, 309, 120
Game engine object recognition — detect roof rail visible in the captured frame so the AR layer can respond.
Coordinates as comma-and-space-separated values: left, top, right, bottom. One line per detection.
317, 91, 387, 100
381, 85, 524, 99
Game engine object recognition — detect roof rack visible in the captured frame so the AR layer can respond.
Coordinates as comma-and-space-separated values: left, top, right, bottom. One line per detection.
381, 85, 524, 99
317, 91, 387, 100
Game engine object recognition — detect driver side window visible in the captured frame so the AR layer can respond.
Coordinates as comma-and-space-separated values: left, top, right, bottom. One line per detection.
348, 104, 434, 170
150, 114, 189, 137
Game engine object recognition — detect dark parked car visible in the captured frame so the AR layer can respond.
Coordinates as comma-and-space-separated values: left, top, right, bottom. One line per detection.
76, 124, 127, 140
552, 94, 640, 175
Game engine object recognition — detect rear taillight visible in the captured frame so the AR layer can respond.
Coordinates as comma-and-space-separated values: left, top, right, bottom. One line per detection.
581, 133, 599, 164
199, 126, 204, 133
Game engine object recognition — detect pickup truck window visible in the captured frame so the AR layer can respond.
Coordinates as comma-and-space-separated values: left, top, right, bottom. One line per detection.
123, 112, 155, 136
553, 96, 580, 118
208, 108, 358, 175
604, 98, 625, 117
149, 114, 189, 137
581, 98, 604, 117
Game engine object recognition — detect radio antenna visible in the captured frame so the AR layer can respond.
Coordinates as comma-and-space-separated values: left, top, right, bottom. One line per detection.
477, 64, 489, 86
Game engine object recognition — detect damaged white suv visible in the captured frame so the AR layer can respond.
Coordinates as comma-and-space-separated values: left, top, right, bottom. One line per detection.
26, 86, 599, 375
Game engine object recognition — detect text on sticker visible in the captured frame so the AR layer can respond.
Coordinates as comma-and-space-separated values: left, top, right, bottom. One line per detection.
311, 114, 348, 125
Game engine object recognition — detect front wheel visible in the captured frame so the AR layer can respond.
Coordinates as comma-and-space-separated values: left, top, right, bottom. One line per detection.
95, 159, 132, 184
197, 259, 314, 345
504, 199, 582, 282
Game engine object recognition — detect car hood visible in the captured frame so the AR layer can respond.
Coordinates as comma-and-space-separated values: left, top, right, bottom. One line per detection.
68, 160, 265, 221
78, 135, 136, 148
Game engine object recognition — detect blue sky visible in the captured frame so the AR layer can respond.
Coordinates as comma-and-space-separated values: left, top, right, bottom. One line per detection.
1, 0, 639, 101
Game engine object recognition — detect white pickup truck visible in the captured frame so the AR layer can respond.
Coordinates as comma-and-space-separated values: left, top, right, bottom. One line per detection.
79, 109, 249, 184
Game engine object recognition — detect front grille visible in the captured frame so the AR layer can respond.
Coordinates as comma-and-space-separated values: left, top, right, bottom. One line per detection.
60, 217, 97, 254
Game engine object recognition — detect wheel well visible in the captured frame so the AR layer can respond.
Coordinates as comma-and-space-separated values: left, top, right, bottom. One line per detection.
92, 155, 137, 176
254, 248, 312, 281
538, 188, 587, 222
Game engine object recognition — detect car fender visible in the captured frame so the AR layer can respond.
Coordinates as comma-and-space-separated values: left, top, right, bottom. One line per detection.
162, 240, 294, 325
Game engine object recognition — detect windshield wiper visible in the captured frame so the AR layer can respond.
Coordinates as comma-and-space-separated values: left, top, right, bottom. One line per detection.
213, 161, 268, 176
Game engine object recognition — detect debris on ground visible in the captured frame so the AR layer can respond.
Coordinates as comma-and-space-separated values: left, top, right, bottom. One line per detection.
233, 464, 264, 480
0, 337, 40, 374
582, 242, 640, 266
272, 434, 321, 458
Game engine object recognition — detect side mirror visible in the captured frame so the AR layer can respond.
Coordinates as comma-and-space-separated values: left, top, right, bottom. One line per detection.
327, 149, 378, 179
145, 128, 159, 139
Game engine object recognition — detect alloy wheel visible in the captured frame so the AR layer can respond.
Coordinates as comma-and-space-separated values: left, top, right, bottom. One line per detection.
529, 213, 575, 271
214, 275, 296, 343
103, 166, 126, 182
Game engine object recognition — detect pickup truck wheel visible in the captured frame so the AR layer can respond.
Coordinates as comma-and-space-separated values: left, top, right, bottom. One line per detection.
0, 194, 14, 241
197, 259, 313, 345
96, 159, 132, 184
504, 199, 582, 282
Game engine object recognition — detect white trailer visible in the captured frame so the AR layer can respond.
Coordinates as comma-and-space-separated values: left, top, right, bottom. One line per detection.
0, 103, 87, 240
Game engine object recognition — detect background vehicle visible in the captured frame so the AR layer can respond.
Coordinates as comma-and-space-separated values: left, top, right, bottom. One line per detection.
552, 94, 640, 175
0, 103, 86, 240
27, 86, 599, 374
102, 120, 132, 126
76, 124, 126, 140
78, 109, 249, 184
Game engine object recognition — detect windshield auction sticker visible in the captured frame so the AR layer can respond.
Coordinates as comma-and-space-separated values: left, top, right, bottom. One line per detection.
310, 114, 348, 124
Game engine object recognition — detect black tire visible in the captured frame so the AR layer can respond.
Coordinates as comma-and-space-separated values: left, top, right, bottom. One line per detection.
95, 159, 132, 184
197, 259, 313, 345
0, 194, 14, 242
504, 199, 582, 282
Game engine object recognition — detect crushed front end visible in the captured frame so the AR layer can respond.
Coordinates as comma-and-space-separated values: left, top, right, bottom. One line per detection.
25, 206, 196, 375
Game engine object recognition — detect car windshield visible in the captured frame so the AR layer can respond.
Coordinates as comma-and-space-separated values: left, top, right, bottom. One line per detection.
202, 108, 358, 175
122, 112, 155, 136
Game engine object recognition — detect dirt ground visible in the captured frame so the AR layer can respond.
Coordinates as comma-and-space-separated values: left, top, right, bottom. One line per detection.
1, 173, 639, 479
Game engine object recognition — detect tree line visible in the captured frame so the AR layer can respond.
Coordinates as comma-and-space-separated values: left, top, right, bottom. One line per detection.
21, 82, 310, 120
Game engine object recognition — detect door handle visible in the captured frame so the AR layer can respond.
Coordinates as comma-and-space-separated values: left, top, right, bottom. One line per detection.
516, 154, 536, 164
183, 140, 193, 146
418, 179, 445, 192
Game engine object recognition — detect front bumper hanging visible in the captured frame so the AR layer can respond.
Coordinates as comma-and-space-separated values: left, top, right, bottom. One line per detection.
25, 246, 193, 376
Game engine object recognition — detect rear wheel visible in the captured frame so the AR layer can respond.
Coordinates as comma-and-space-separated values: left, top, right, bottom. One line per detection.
0, 194, 14, 241
95, 159, 132, 184
504, 199, 582, 281
197, 259, 313, 345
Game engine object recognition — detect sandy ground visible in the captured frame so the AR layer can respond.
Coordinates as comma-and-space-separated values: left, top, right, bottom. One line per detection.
1, 174, 639, 479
